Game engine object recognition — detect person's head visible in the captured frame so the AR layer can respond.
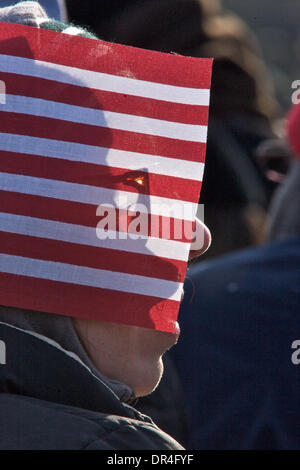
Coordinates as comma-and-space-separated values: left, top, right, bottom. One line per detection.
0, 1, 211, 398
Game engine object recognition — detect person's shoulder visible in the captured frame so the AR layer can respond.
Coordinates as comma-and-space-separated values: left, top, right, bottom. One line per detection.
0, 392, 183, 450
180, 237, 300, 307
190, 237, 300, 278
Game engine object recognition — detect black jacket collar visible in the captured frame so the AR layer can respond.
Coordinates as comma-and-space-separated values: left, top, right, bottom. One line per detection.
0, 321, 150, 423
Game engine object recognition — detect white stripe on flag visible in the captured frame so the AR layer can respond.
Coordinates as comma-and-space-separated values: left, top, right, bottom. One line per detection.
0, 54, 210, 106
0, 133, 205, 181
0, 172, 198, 220
3, 94, 208, 143
0, 212, 191, 261
0, 253, 183, 301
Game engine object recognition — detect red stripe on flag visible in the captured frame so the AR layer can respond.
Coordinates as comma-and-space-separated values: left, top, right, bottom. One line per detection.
0, 23, 213, 333
0, 190, 197, 243
0, 190, 99, 227
0, 112, 206, 162
0, 231, 186, 282
0, 150, 200, 203
0, 23, 213, 89
0, 272, 179, 332
2, 72, 209, 125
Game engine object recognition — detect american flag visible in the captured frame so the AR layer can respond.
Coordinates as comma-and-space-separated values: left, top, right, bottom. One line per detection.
0, 23, 212, 333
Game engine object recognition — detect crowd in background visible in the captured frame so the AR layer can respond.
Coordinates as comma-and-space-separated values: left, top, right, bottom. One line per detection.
223, 0, 300, 113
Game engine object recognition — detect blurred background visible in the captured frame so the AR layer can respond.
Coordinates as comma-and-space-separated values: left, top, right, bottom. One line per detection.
223, 0, 300, 113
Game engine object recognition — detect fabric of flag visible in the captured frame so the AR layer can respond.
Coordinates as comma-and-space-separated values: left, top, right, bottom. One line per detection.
0, 22, 212, 333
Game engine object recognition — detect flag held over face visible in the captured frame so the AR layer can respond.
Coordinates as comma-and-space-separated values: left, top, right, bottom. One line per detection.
0, 23, 213, 333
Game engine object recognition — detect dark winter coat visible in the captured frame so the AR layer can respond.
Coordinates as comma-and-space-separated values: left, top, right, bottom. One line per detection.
0, 321, 183, 450
171, 237, 300, 449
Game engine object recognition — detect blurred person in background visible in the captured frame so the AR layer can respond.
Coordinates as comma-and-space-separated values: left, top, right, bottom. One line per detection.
171, 103, 300, 449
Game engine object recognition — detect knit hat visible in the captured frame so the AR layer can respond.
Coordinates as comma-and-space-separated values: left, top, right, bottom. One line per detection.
35, 0, 68, 22
0, 1, 95, 37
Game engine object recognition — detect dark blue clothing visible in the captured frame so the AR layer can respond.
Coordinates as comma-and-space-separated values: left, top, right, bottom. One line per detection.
171, 237, 300, 449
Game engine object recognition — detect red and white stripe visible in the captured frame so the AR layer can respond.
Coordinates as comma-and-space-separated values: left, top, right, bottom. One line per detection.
0, 23, 212, 332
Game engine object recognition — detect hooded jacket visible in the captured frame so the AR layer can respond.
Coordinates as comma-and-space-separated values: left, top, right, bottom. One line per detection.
0, 321, 182, 449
